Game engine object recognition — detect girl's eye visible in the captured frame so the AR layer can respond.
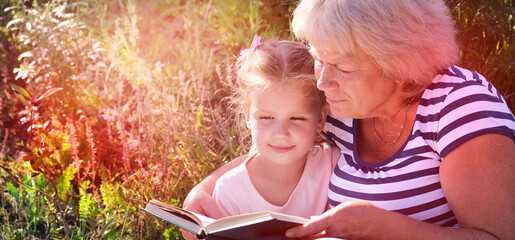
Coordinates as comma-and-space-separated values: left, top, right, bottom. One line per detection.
291, 117, 306, 121
259, 116, 273, 120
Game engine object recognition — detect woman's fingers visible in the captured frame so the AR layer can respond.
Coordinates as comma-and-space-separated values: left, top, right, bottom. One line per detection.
285, 214, 331, 239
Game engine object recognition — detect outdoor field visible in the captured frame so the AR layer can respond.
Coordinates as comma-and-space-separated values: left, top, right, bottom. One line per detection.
0, 0, 513, 239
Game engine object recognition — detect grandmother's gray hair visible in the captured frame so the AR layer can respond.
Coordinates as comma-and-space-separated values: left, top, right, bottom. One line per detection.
292, 0, 459, 97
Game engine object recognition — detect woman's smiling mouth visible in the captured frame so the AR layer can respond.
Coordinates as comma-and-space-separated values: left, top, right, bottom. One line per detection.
325, 96, 346, 104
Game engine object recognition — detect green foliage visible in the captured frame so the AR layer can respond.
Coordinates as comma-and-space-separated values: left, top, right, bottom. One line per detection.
0, 0, 513, 239
163, 225, 183, 240
55, 166, 75, 201
78, 181, 99, 219
449, 0, 515, 110
1, 162, 53, 239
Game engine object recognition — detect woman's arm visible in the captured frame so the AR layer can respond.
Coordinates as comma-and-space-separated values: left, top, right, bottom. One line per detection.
440, 133, 515, 239
182, 154, 248, 218
285, 134, 515, 239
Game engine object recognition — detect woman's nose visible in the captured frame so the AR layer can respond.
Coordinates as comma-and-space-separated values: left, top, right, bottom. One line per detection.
316, 66, 337, 91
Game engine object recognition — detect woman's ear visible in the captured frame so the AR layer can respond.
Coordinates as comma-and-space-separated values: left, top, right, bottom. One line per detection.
317, 103, 330, 132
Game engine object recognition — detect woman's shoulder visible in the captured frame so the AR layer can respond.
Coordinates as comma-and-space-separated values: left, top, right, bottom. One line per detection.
421, 65, 508, 113
426, 66, 497, 98
419, 66, 515, 156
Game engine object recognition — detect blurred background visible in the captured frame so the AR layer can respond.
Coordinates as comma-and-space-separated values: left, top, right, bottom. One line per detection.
0, 0, 513, 239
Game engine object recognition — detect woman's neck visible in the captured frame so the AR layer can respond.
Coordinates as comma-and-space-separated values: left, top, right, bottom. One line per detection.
357, 97, 419, 163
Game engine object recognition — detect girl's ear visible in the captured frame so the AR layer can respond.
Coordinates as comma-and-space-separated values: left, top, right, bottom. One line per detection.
317, 103, 330, 132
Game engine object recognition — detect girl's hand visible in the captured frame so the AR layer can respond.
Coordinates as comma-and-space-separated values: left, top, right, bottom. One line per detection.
181, 230, 198, 240
182, 188, 225, 240
182, 187, 224, 219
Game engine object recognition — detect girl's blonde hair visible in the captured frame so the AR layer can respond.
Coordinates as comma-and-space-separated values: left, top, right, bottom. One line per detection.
292, 0, 459, 97
232, 39, 325, 117
229, 39, 325, 151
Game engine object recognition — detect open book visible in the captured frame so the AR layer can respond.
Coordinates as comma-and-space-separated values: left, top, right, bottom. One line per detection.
141, 199, 308, 240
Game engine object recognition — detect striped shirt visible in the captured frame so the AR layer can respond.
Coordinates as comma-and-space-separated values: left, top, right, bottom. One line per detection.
324, 66, 515, 227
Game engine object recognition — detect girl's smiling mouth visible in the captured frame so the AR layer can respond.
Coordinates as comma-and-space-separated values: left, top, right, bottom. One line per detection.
269, 145, 295, 153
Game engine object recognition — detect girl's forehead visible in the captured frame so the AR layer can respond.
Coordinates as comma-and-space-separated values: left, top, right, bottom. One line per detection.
251, 82, 304, 94
249, 83, 314, 101
249, 89, 319, 113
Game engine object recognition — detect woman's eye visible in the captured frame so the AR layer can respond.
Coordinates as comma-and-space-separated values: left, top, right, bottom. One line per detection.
337, 68, 351, 74
291, 117, 306, 121
336, 66, 354, 74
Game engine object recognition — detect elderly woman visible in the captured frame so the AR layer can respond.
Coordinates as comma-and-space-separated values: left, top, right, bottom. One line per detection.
183, 0, 515, 239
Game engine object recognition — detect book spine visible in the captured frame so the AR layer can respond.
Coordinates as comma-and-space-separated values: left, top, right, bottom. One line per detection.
196, 229, 207, 240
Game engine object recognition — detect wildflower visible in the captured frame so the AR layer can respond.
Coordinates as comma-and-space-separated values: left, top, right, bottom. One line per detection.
102, 109, 118, 122
127, 138, 140, 150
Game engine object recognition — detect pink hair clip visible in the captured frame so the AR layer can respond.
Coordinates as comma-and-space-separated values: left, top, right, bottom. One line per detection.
237, 34, 261, 63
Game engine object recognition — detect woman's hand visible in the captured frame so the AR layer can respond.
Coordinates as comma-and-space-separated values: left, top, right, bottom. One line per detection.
285, 201, 383, 239
285, 201, 465, 240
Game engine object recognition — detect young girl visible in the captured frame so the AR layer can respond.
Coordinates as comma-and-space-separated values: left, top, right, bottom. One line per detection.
212, 36, 339, 219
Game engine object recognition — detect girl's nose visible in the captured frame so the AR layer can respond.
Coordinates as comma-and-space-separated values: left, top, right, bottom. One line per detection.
273, 120, 290, 137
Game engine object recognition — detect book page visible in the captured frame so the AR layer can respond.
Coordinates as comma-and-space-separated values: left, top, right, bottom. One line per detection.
189, 211, 216, 226
147, 199, 217, 226
144, 200, 219, 236
204, 211, 307, 234
143, 203, 204, 234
